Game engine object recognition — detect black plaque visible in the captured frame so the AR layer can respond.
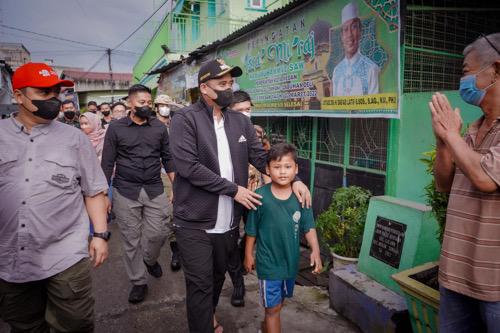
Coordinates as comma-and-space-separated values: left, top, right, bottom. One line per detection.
369, 216, 407, 268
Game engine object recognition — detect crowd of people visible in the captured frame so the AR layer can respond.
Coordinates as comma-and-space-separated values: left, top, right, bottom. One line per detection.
0, 59, 316, 333
0, 32, 499, 333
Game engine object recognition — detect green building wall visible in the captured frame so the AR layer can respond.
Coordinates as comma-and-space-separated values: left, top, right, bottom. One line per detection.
133, 0, 294, 85
133, 16, 171, 83
390, 91, 482, 204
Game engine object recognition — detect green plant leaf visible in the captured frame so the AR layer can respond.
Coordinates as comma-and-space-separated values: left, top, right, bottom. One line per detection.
316, 186, 371, 258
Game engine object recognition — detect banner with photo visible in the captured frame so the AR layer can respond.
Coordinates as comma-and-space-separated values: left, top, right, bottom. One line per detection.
217, 0, 400, 118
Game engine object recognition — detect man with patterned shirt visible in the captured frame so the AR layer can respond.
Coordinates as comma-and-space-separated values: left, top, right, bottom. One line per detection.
430, 33, 500, 332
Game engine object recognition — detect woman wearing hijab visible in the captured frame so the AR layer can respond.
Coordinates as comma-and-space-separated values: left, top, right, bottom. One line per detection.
80, 111, 111, 227
80, 111, 107, 161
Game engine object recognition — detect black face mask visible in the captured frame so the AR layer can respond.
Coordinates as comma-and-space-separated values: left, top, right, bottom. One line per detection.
27, 97, 62, 120
210, 87, 233, 109
101, 111, 110, 117
64, 111, 76, 119
134, 106, 152, 119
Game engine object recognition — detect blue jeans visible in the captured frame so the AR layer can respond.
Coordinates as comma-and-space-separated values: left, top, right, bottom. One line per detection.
440, 286, 500, 333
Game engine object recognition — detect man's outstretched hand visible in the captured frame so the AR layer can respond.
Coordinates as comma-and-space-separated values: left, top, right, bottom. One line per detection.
234, 185, 263, 210
292, 181, 311, 208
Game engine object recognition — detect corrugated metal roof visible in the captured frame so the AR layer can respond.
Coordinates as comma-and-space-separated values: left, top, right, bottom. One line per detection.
62, 70, 133, 82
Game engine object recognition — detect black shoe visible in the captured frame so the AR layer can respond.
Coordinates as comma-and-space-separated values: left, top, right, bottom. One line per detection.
170, 241, 181, 271
231, 283, 245, 307
144, 260, 163, 278
128, 284, 148, 304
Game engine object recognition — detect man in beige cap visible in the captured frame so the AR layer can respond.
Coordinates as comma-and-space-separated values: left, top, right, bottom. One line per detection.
331, 1, 380, 96
154, 94, 184, 130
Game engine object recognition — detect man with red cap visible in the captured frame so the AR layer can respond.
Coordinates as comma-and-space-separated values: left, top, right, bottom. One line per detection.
0, 63, 110, 332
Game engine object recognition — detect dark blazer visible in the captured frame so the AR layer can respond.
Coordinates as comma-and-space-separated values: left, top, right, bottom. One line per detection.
169, 98, 267, 230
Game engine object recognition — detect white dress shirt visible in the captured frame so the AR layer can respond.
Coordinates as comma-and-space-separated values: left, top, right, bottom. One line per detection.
206, 115, 234, 234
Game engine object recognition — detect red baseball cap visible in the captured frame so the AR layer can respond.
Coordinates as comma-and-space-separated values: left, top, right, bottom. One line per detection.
12, 62, 74, 90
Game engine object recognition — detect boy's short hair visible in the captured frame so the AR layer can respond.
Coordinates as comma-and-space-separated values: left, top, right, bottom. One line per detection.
87, 101, 97, 107
231, 90, 253, 106
267, 143, 297, 165
99, 102, 110, 109
128, 84, 151, 97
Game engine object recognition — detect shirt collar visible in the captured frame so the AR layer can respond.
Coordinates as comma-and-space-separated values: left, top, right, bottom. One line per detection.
467, 115, 500, 137
346, 50, 361, 66
11, 114, 54, 135
127, 115, 151, 126
213, 112, 225, 127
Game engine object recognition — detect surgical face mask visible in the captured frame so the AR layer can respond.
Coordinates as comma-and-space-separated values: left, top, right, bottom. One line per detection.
23, 95, 62, 120
134, 105, 152, 119
459, 65, 497, 106
101, 111, 110, 117
158, 106, 170, 117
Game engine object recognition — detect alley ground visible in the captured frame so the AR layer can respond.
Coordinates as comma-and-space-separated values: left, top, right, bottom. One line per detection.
0, 222, 360, 333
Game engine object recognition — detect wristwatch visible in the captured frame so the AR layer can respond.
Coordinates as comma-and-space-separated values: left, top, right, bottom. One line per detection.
93, 231, 111, 241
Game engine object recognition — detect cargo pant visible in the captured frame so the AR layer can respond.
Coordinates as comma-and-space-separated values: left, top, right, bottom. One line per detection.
0, 258, 94, 333
113, 187, 172, 285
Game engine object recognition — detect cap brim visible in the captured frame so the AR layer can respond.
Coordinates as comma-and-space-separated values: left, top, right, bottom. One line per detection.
58, 79, 75, 87
216, 66, 243, 79
168, 102, 185, 108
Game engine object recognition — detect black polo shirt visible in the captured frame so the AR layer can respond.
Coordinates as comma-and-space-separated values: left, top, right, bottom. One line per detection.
101, 115, 174, 201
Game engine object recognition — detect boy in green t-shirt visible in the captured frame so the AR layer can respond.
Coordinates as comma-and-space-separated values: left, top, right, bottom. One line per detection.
244, 143, 322, 333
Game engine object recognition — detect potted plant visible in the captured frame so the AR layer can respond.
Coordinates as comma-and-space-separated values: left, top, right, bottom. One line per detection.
316, 186, 371, 268
392, 147, 449, 333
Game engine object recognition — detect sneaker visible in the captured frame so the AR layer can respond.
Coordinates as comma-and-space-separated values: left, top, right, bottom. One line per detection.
128, 284, 148, 303
170, 241, 181, 271
144, 260, 163, 278
231, 283, 245, 307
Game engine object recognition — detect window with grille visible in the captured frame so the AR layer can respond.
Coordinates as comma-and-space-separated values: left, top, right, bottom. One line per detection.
316, 119, 345, 165
349, 119, 388, 171
403, 1, 500, 93
290, 117, 313, 159
253, 117, 287, 145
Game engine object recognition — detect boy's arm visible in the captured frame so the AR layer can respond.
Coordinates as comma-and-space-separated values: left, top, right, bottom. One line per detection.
305, 228, 322, 274
244, 235, 256, 273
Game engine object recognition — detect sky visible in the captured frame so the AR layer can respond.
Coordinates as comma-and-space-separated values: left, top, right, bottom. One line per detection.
0, 0, 173, 73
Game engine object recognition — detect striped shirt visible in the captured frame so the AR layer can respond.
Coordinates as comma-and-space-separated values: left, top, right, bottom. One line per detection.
439, 116, 500, 302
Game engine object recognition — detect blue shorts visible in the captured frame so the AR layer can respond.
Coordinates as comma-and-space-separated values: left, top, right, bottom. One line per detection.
258, 279, 295, 308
